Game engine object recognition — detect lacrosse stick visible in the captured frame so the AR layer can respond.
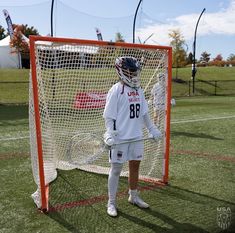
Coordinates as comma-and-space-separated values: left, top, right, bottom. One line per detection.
66, 132, 156, 165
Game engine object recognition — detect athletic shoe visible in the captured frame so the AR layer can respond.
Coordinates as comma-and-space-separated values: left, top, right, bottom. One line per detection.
128, 194, 149, 208
107, 203, 117, 217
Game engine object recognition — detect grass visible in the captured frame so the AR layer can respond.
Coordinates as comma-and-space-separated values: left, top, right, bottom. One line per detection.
1, 96, 235, 232
1, 67, 234, 82
0, 66, 235, 104
172, 66, 235, 97
0, 105, 29, 155
0, 69, 29, 81
172, 66, 235, 81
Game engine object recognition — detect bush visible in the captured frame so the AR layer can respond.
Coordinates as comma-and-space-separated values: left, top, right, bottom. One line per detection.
208, 60, 225, 67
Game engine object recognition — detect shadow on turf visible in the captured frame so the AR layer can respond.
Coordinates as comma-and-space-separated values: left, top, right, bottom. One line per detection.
45, 169, 235, 232
118, 185, 235, 233
119, 209, 210, 233
167, 185, 235, 206
47, 170, 120, 233
171, 131, 223, 140
46, 183, 235, 233
0, 105, 28, 121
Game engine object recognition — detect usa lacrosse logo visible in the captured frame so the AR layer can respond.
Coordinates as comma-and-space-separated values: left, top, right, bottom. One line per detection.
217, 206, 231, 230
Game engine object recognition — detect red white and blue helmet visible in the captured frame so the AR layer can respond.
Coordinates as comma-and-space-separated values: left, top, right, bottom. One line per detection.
115, 57, 141, 89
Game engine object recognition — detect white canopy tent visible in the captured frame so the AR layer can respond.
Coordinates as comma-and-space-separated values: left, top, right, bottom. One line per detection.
0, 35, 19, 68
0, 35, 29, 68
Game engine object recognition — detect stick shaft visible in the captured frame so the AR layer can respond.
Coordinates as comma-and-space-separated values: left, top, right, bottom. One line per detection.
112, 137, 153, 147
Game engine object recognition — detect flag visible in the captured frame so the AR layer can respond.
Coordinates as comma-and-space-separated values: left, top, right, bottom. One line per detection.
95, 28, 103, 41
3, 9, 14, 39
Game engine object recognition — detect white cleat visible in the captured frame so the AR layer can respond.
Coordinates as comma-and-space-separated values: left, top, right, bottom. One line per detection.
128, 194, 149, 209
107, 203, 118, 217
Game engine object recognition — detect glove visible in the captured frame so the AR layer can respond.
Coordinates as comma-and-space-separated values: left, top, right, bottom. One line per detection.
149, 126, 162, 140
103, 130, 118, 146
104, 135, 115, 146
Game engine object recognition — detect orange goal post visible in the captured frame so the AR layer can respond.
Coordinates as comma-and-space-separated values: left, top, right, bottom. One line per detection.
29, 35, 172, 211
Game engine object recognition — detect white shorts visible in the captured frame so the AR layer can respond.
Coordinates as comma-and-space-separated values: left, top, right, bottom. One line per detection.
109, 140, 144, 163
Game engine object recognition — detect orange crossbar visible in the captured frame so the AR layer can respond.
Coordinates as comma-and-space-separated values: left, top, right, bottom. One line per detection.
29, 35, 172, 51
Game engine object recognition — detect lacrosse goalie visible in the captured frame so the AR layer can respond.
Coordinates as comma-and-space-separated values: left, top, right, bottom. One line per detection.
103, 56, 162, 217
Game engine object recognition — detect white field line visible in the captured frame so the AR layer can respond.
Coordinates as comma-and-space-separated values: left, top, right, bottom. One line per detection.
1, 115, 235, 142
0, 136, 29, 142
172, 115, 235, 124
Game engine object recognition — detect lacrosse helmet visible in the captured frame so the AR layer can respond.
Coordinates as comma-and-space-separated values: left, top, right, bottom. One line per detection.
115, 57, 141, 89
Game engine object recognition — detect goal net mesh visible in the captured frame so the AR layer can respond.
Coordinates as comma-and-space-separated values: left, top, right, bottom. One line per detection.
29, 38, 171, 208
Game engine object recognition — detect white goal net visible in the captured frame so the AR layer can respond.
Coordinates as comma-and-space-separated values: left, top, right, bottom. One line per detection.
29, 36, 172, 210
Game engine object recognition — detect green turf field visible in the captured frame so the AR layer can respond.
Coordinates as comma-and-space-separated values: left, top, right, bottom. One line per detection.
0, 95, 234, 233
0, 66, 235, 104
1, 66, 234, 82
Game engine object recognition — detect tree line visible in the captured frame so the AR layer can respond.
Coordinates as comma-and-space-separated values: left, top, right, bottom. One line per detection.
0, 24, 234, 68
116, 29, 235, 68
168, 29, 235, 68
0, 24, 39, 39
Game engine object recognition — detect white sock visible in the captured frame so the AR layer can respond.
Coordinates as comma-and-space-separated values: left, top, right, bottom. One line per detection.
108, 163, 123, 205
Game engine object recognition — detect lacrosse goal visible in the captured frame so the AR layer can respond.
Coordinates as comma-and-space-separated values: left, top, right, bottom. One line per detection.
29, 36, 172, 211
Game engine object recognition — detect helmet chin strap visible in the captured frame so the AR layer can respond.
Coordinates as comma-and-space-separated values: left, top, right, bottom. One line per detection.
120, 79, 139, 91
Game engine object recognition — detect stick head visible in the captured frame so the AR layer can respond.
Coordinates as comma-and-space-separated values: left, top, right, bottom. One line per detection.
67, 133, 106, 165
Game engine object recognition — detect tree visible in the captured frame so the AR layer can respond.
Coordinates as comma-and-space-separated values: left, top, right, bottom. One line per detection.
213, 54, 223, 61
0, 25, 6, 40
200, 51, 211, 63
10, 25, 30, 68
176, 49, 187, 67
208, 54, 225, 67
186, 52, 193, 65
21, 24, 39, 37
168, 29, 187, 68
13, 24, 39, 38
115, 32, 125, 42
10, 25, 29, 54
227, 53, 235, 61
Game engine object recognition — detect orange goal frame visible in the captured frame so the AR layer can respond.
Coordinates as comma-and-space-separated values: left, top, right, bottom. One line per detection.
29, 35, 172, 212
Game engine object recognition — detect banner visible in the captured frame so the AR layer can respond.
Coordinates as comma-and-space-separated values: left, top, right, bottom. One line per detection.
74, 92, 107, 109
3, 9, 14, 39
95, 28, 103, 41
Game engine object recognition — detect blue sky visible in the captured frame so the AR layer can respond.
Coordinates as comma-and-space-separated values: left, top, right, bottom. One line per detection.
0, 0, 234, 60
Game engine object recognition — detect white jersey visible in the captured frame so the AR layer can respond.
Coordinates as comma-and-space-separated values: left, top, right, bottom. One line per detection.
151, 82, 165, 110
103, 82, 148, 140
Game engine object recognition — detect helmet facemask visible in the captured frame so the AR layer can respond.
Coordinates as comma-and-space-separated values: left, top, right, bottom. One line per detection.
122, 67, 140, 88
115, 57, 141, 89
